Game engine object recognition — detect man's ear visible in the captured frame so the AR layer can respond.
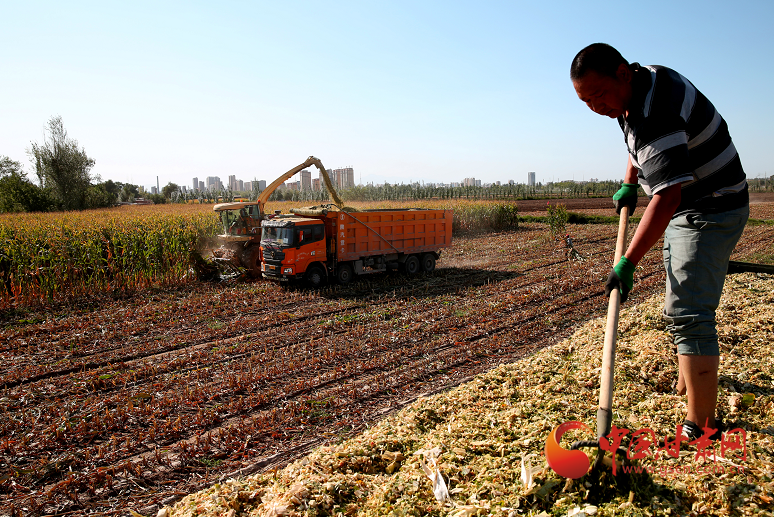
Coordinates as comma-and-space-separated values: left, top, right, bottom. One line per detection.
616, 63, 632, 83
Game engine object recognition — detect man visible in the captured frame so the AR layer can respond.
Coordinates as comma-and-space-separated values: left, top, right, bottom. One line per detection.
570, 43, 749, 440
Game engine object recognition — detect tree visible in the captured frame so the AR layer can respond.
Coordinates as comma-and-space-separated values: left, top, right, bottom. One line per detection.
119, 183, 140, 202
161, 182, 180, 199
28, 116, 95, 210
0, 156, 50, 212
86, 183, 118, 208
102, 179, 121, 200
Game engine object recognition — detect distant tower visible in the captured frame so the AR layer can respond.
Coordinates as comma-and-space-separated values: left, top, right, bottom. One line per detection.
300, 169, 312, 190
157, 176, 160, 193
528, 171, 536, 186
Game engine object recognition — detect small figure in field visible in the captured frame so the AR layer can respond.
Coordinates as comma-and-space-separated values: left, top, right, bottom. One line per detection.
571, 43, 749, 440
564, 233, 584, 262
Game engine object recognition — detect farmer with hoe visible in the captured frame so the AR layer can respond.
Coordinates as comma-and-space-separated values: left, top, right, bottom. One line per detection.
570, 43, 749, 440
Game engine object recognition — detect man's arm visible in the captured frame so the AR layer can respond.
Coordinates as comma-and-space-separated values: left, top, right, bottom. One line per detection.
624, 182, 681, 265
624, 155, 638, 184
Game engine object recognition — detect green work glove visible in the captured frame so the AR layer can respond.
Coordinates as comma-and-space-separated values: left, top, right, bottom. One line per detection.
605, 256, 635, 303
612, 183, 638, 216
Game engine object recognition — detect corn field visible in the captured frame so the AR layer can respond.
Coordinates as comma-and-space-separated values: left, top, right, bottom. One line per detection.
0, 205, 220, 309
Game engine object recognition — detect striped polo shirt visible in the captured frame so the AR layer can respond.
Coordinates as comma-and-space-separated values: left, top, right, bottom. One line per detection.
618, 63, 748, 214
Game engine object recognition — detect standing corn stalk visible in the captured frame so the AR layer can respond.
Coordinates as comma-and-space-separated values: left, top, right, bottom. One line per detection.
546, 202, 568, 240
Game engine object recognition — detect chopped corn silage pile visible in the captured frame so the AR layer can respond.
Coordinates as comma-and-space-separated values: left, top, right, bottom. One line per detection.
163, 273, 774, 517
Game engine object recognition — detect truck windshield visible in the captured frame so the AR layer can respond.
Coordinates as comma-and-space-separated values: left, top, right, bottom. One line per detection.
261, 227, 294, 247
218, 207, 260, 235
219, 210, 238, 234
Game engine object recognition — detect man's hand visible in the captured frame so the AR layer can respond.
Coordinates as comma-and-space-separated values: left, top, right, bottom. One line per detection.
605, 256, 635, 303
612, 183, 638, 215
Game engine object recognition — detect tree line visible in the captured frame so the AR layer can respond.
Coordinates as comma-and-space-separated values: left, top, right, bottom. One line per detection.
1, 116, 139, 213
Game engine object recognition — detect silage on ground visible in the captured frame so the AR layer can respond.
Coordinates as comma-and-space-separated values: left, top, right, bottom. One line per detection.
163, 272, 774, 517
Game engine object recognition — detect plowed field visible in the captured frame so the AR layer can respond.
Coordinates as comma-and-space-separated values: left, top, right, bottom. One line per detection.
1, 207, 772, 516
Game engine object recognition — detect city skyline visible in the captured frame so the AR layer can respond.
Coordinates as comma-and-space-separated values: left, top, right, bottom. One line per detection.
146, 168, 595, 196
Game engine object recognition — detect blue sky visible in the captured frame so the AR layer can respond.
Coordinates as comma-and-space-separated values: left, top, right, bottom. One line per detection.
2, 1, 772, 191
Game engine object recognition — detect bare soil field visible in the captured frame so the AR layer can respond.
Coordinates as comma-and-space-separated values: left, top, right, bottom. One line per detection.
518, 193, 774, 220
1, 214, 773, 515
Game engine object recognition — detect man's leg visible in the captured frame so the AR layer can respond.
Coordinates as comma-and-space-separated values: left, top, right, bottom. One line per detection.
663, 205, 748, 425
676, 370, 686, 396
678, 354, 719, 428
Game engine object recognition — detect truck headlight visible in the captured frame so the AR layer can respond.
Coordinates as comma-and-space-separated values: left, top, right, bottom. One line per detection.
261, 263, 265, 271
283, 267, 293, 274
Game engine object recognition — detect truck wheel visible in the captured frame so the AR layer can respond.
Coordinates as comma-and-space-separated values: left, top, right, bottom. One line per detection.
306, 264, 327, 288
336, 263, 354, 285
404, 255, 420, 275
420, 253, 436, 273
240, 246, 262, 278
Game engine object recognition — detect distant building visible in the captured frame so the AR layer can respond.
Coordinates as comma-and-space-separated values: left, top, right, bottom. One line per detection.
150, 186, 158, 195
199, 180, 205, 191
257, 180, 267, 191
192, 177, 198, 191
238, 180, 244, 191
528, 171, 536, 186
244, 181, 252, 192
206, 176, 221, 191
312, 178, 321, 191
228, 174, 237, 191
463, 177, 476, 187
300, 169, 312, 190
326, 167, 355, 189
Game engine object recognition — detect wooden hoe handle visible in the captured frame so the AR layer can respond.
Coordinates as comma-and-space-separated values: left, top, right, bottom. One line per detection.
596, 205, 630, 440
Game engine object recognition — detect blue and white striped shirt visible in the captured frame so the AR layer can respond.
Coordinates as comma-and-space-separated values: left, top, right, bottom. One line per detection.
618, 64, 748, 214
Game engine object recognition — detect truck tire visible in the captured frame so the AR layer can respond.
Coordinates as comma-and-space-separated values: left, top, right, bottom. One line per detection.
336, 263, 354, 285
240, 246, 262, 278
305, 264, 327, 288
404, 255, 420, 275
420, 253, 436, 273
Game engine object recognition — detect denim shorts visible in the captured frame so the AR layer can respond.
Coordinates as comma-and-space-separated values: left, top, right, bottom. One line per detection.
662, 204, 749, 356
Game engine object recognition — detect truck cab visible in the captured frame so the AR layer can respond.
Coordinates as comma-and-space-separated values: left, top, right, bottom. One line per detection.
214, 202, 263, 241
260, 216, 328, 284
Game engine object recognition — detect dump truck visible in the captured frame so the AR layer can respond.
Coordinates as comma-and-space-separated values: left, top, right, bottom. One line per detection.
260, 205, 453, 286
213, 157, 344, 276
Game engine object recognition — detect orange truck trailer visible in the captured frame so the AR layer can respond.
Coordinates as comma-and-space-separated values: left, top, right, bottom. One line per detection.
259, 205, 453, 286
